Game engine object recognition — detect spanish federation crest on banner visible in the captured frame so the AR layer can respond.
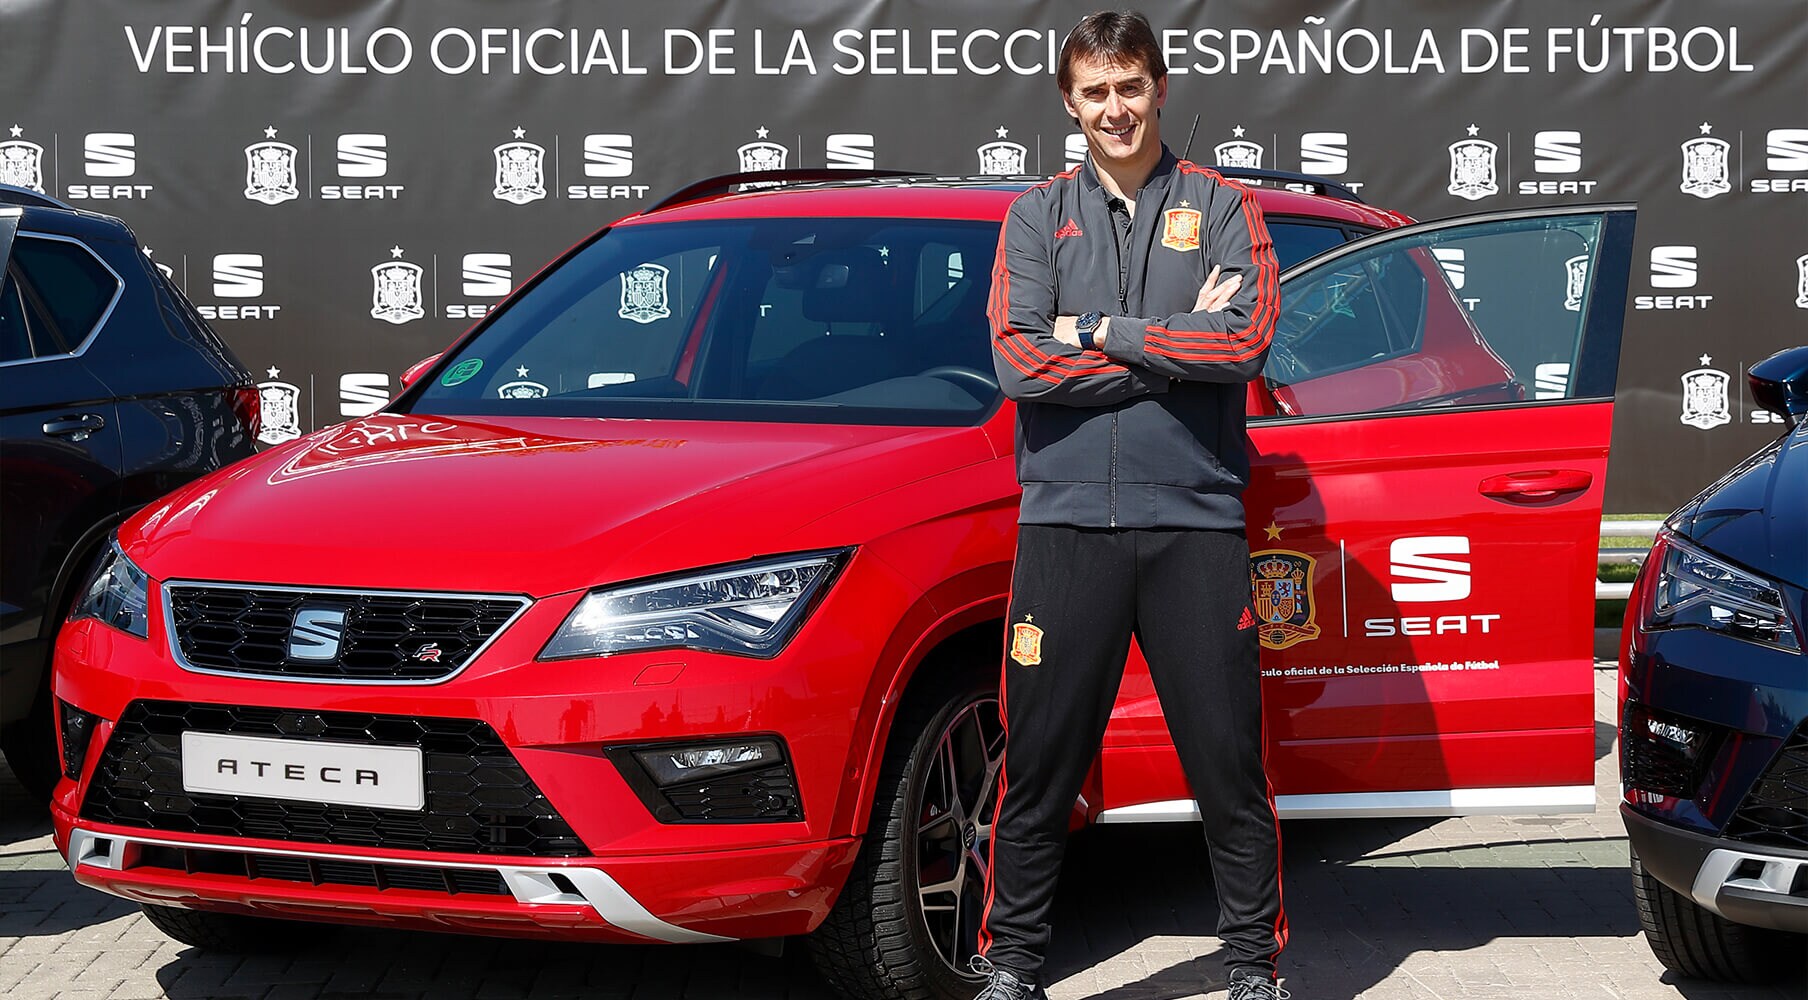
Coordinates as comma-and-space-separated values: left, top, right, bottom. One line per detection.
978, 125, 1027, 176
1214, 126, 1263, 170
493, 127, 547, 204
1680, 357, 1731, 430
1794, 253, 1808, 310
370, 252, 424, 325
1447, 126, 1498, 201
736, 125, 789, 191
0, 127, 45, 193
619, 262, 671, 324
1562, 253, 1590, 312
257, 367, 301, 445
1249, 549, 1322, 650
244, 127, 299, 205
1680, 125, 1730, 200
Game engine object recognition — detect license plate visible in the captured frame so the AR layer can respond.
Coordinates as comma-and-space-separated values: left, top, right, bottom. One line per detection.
181, 731, 425, 811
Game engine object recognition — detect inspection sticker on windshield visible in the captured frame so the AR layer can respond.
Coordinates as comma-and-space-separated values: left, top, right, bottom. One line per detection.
440, 358, 483, 386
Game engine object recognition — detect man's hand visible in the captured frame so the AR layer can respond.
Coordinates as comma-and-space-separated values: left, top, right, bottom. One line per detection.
1194, 265, 1243, 312
1052, 314, 1081, 347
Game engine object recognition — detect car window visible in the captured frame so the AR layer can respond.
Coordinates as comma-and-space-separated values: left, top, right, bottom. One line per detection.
1261, 214, 1603, 418
1267, 220, 1359, 271
9, 234, 120, 353
0, 270, 36, 363
407, 218, 1002, 426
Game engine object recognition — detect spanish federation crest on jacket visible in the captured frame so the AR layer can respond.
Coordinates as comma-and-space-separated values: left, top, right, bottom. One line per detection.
1680, 355, 1731, 430
1447, 124, 1498, 201
978, 125, 1027, 176
1680, 123, 1731, 200
256, 366, 301, 445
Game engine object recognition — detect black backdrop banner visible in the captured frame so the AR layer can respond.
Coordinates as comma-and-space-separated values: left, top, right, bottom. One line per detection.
4, 1, 1804, 512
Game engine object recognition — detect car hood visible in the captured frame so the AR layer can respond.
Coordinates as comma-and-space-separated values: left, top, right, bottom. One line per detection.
123, 413, 994, 596
1669, 424, 1808, 589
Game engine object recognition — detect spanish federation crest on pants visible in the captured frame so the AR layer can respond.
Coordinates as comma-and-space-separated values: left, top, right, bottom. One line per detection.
619, 263, 671, 324
257, 376, 301, 445
0, 138, 45, 193
1563, 254, 1590, 312
370, 261, 424, 325
1214, 140, 1264, 170
493, 141, 547, 204
244, 142, 299, 204
1680, 364, 1731, 430
1249, 549, 1322, 650
1447, 139, 1499, 200
1680, 137, 1731, 199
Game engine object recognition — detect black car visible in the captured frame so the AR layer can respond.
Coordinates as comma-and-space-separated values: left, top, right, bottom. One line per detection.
1620, 345, 1808, 982
0, 186, 258, 799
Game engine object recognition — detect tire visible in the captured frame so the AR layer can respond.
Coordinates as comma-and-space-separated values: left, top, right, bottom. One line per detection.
1631, 846, 1802, 982
810, 675, 1004, 1000
138, 903, 336, 952
1, 693, 62, 803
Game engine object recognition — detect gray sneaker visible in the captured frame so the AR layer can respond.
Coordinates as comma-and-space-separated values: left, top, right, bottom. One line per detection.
1227, 971, 1292, 1000
969, 956, 1044, 1000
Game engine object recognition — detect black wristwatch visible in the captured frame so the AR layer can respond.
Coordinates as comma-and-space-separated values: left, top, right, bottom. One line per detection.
1076, 311, 1103, 351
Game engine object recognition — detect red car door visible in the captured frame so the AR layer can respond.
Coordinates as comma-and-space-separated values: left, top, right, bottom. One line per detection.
1097, 205, 1637, 820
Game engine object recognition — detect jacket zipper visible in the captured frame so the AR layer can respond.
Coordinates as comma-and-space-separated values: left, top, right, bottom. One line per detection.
1109, 201, 1132, 529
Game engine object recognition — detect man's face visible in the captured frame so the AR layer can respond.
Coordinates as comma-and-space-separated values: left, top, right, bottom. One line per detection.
1062, 53, 1166, 169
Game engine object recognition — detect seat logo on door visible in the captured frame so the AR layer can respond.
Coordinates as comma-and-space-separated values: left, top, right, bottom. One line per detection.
289, 607, 348, 661
1389, 537, 1471, 602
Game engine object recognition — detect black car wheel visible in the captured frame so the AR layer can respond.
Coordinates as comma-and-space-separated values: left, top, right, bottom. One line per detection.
139, 903, 336, 952
1631, 846, 1803, 982
811, 676, 1005, 1000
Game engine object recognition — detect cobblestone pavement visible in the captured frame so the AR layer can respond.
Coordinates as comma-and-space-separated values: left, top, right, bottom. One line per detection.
3, 666, 1803, 1000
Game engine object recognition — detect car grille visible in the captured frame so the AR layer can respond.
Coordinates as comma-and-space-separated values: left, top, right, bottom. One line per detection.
664, 765, 804, 822
135, 843, 511, 896
164, 583, 526, 682
81, 701, 588, 857
1726, 724, 1808, 850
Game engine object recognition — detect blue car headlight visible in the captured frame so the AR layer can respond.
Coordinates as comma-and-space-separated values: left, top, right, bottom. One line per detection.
540, 550, 849, 660
1649, 531, 1800, 652
69, 539, 151, 639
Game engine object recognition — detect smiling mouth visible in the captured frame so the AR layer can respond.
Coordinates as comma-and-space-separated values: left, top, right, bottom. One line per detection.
1102, 123, 1136, 140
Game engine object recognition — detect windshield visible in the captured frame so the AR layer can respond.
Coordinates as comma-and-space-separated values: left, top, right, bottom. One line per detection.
405, 218, 1003, 426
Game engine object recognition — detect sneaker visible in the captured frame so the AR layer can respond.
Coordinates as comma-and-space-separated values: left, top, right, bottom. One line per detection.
1228, 970, 1291, 1000
969, 956, 1044, 1000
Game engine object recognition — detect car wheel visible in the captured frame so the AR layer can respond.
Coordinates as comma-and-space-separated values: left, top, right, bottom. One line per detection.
138, 903, 336, 952
1631, 846, 1802, 982
810, 677, 1004, 1000
1, 693, 62, 803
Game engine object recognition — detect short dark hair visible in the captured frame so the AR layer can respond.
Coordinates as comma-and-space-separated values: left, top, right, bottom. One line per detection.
1057, 10, 1168, 94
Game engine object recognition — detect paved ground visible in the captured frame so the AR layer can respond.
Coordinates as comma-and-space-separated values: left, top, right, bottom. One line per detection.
3, 665, 1803, 1000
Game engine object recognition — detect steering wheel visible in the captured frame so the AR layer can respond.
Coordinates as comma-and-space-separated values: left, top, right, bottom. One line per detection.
919, 365, 1000, 398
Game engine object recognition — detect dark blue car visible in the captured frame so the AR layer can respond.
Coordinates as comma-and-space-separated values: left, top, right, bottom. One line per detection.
1620, 345, 1808, 982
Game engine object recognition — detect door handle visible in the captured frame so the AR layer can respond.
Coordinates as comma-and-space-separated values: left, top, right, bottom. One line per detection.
43, 413, 106, 442
1478, 469, 1592, 503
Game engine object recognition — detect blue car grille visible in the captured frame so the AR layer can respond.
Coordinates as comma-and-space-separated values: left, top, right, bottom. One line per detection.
1725, 724, 1808, 850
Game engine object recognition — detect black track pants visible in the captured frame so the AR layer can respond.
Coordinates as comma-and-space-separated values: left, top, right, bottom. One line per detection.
978, 525, 1287, 982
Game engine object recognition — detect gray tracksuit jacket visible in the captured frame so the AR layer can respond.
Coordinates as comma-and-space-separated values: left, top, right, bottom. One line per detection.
989, 147, 1279, 530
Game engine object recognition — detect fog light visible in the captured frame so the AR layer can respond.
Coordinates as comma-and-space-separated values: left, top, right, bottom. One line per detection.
59, 700, 97, 779
607, 737, 802, 823
1622, 702, 1721, 801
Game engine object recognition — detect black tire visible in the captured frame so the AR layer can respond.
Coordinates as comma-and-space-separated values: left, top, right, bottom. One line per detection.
810, 675, 1004, 1000
1631, 846, 1802, 982
138, 903, 336, 952
1, 693, 62, 803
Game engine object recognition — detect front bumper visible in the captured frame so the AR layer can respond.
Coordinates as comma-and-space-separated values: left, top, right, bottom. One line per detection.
1623, 804, 1808, 934
57, 810, 860, 943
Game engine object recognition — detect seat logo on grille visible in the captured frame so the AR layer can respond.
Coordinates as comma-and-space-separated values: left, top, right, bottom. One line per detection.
288, 607, 347, 661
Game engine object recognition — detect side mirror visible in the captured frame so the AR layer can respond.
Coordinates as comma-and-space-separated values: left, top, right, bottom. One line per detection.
1749, 345, 1808, 429
400, 353, 444, 390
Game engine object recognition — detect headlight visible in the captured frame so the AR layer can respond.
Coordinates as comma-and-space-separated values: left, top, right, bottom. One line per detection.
1648, 531, 1800, 652
540, 550, 849, 659
69, 540, 151, 639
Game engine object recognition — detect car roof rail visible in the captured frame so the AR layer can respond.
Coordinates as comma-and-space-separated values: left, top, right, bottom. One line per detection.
1205, 168, 1366, 204
0, 184, 77, 211
646, 168, 930, 213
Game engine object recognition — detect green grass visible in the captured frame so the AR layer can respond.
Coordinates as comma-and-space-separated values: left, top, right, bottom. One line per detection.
1595, 514, 1663, 629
